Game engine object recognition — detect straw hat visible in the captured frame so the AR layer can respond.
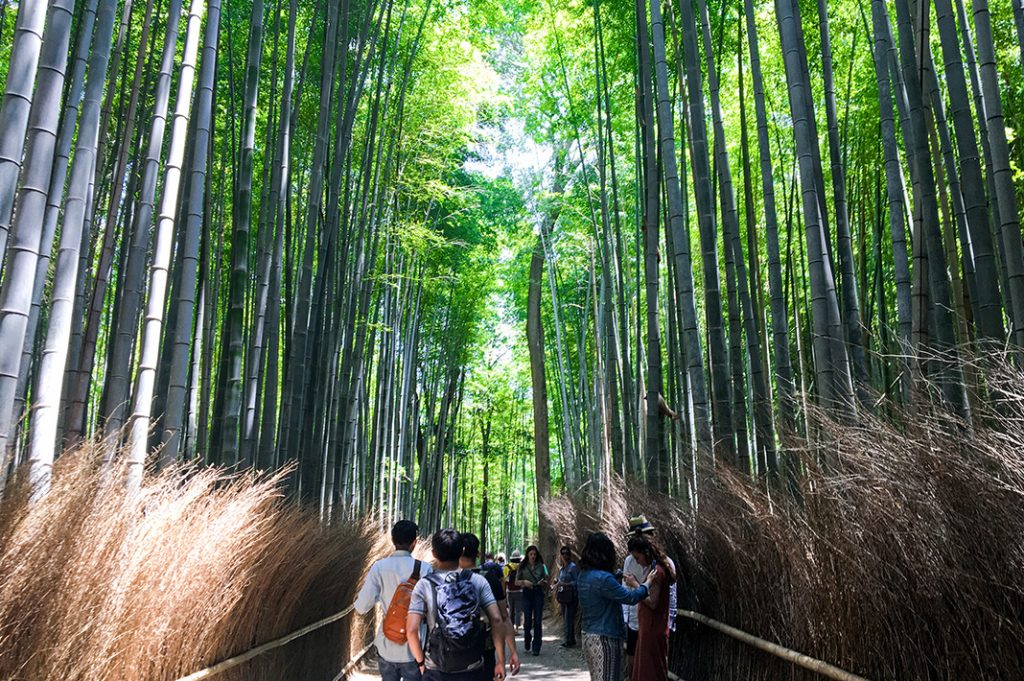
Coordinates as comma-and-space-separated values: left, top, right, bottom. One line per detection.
626, 515, 656, 536
510, 549, 523, 562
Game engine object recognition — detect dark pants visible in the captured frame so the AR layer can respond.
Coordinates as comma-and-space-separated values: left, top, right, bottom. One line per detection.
378, 659, 422, 681
480, 649, 496, 681
560, 601, 577, 645
626, 627, 639, 656
521, 587, 544, 653
508, 591, 523, 629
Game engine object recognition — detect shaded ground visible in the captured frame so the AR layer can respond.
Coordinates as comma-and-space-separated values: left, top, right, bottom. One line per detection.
350, 632, 588, 680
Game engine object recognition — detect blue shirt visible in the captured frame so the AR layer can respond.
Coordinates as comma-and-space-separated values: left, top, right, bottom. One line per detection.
558, 562, 580, 584
578, 568, 649, 640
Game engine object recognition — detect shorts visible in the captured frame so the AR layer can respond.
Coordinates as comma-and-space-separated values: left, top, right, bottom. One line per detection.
625, 627, 639, 656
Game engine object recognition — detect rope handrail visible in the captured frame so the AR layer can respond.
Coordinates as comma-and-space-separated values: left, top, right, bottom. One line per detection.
170, 591, 871, 681
174, 604, 359, 681
675, 609, 870, 681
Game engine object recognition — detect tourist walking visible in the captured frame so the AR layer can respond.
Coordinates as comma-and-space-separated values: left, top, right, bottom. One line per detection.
576, 532, 654, 681
515, 545, 548, 656
504, 551, 523, 633
624, 534, 675, 681
552, 545, 579, 647
355, 520, 434, 681
406, 529, 507, 681
459, 533, 521, 680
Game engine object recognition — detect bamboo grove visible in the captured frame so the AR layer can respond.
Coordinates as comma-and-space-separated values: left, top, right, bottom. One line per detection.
2, 0, 1024, 544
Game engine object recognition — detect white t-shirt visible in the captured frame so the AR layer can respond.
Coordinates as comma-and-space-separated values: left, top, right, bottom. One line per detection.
623, 554, 646, 631
354, 550, 433, 663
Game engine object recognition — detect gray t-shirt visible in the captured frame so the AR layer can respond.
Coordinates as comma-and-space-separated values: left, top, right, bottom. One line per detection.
409, 568, 497, 669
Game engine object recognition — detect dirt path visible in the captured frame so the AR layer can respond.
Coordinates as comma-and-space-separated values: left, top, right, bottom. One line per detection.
349, 632, 589, 681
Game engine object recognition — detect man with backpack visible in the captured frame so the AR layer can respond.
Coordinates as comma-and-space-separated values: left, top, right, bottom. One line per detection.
406, 529, 508, 681
460, 534, 520, 680
355, 520, 433, 681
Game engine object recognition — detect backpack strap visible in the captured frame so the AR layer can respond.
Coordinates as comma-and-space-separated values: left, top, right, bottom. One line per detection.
411, 559, 422, 581
425, 572, 442, 632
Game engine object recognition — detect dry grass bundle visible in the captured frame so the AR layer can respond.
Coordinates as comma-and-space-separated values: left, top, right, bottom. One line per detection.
0, 442, 379, 681
543, 369, 1024, 680
542, 475, 630, 555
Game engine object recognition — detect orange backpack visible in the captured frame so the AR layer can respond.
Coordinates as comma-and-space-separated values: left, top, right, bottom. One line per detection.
382, 559, 422, 644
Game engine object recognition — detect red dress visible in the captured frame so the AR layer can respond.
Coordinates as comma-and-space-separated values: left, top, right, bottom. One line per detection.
632, 564, 670, 681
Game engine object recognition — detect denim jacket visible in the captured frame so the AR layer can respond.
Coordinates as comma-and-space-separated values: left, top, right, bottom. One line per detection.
577, 568, 649, 640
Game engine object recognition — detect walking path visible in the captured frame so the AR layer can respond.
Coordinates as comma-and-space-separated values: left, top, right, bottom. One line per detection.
349, 633, 588, 680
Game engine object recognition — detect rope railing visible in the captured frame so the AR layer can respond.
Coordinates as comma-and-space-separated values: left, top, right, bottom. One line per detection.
173, 604, 363, 681
168, 585, 870, 681
674, 609, 870, 681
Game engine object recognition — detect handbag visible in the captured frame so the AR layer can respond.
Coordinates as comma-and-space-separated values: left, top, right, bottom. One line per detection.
555, 582, 577, 605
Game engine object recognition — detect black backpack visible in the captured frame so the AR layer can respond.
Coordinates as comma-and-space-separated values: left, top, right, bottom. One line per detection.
473, 562, 505, 650
426, 571, 486, 672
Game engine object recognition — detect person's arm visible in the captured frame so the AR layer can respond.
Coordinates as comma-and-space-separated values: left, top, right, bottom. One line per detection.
497, 599, 520, 675
600, 571, 649, 605
485, 569, 519, 675
353, 563, 379, 615
406, 581, 429, 673
406, 611, 426, 675
483, 603, 507, 680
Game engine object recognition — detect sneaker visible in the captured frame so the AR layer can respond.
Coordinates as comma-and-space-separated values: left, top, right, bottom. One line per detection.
532, 650, 540, 657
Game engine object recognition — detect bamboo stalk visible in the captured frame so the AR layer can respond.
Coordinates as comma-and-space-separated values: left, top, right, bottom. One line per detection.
676, 610, 870, 681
